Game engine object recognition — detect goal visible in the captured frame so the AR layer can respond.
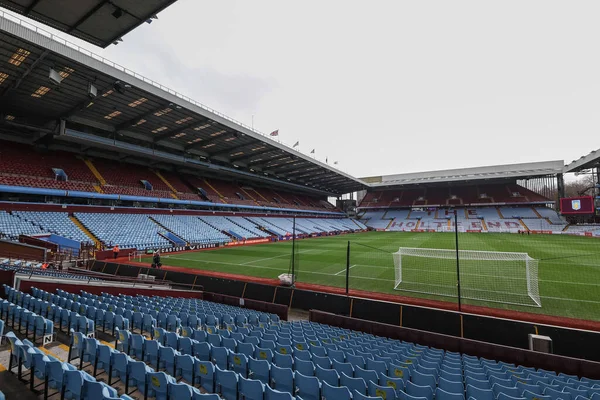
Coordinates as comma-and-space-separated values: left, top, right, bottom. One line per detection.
393, 247, 541, 307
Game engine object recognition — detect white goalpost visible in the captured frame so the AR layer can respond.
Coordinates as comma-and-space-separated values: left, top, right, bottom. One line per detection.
393, 247, 541, 307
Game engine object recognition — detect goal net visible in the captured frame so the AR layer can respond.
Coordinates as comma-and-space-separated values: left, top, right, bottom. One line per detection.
393, 247, 541, 307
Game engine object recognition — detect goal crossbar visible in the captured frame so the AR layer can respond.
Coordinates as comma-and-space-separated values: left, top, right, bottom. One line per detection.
393, 247, 541, 307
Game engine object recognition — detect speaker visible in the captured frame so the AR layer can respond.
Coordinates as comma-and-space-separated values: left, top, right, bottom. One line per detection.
48, 68, 63, 85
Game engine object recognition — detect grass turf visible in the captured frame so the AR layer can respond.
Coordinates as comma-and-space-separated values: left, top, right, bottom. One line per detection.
143, 231, 600, 321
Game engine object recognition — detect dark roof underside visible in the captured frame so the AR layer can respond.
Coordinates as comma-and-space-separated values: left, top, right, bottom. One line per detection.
0, 0, 178, 48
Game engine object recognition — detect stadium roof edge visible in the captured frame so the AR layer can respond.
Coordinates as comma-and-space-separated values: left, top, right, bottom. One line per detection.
0, 13, 366, 195
0, 1, 179, 48
361, 160, 565, 188
563, 148, 600, 173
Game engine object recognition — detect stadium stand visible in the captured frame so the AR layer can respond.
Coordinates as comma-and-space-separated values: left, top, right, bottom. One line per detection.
12, 212, 91, 243
363, 206, 567, 233
0, 140, 336, 211
0, 210, 44, 240
3, 283, 600, 400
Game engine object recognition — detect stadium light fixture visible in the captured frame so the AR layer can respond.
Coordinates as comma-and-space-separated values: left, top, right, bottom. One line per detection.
113, 81, 130, 94
146, 15, 158, 24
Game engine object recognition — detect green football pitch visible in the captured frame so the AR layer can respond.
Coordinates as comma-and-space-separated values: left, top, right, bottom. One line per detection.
145, 232, 600, 321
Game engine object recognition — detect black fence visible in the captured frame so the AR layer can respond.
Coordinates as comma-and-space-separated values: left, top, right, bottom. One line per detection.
94, 260, 600, 363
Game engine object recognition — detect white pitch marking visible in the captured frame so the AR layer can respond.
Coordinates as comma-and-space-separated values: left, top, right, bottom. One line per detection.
334, 264, 357, 276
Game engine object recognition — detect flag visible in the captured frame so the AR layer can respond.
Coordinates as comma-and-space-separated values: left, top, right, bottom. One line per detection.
334, 161, 338, 165
326, 157, 328, 163
310, 149, 315, 154
269, 129, 279, 137
293, 141, 299, 148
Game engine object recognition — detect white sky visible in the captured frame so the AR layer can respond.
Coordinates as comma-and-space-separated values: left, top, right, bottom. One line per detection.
4, 1, 600, 178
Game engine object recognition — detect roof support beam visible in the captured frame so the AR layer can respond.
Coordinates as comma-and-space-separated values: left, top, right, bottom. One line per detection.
153, 119, 203, 142
184, 131, 239, 151
67, 0, 109, 33
115, 104, 170, 131
211, 142, 253, 158
1, 50, 49, 97
233, 147, 277, 163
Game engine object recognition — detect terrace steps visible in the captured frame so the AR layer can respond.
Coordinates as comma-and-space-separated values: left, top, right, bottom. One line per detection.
83, 159, 106, 186
203, 179, 226, 203
69, 215, 101, 249
153, 171, 179, 200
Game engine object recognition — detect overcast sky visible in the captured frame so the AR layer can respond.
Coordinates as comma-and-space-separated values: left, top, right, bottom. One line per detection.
5, 1, 600, 178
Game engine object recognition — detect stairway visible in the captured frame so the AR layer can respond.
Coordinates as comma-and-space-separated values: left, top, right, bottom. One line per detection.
239, 187, 261, 206
385, 219, 395, 230
83, 159, 106, 186
69, 215, 102, 249
197, 217, 237, 240
92, 185, 104, 194
532, 207, 543, 219
519, 219, 530, 231
204, 179, 227, 203
148, 217, 187, 243
481, 219, 488, 231
153, 171, 179, 200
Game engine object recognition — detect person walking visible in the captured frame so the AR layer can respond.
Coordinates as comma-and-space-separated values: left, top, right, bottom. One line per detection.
113, 244, 120, 259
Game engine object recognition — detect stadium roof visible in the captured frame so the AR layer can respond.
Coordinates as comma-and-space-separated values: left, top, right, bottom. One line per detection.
563, 149, 600, 173
0, 12, 367, 196
361, 160, 565, 189
0, 0, 178, 48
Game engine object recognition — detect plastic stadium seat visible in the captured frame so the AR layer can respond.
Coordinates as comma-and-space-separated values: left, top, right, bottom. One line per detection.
248, 357, 271, 385
368, 380, 397, 400
195, 360, 215, 393
521, 390, 551, 400
264, 384, 294, 400
239, 376, 265, 400
492, 383, 522, 398
216, 366, 239, 400
436, 387, 465, 400
316, 364, 340, 386
353, 390, 384, 400
321, 381, 352, 400
543, 387, 572, 400
294, 357, 315, 376
270, 364, 294, 393
466, 384, 494, 400
295, 371, 321, 400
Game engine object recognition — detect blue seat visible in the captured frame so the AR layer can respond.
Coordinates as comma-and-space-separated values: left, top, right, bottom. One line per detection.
271, 364, 295, 393
84, 381, 118, 400
239, 376, 265, 400
195, 360, 215, 393
295, 371, 320, 400
316, 364, 339, 386
264, 385, 294, 400
341, 372, 367, 396
389, 363, 411, 384
179, 337, 194, 355
147, 371, 176, 400
322, 380, 352, 400
256, 347, 274, 362
496, 394, 527, 400
274, 351, 294, 369
168, 382, 194, 400
216, 366, 239, 400
159, 345, 178, 376
492, 383, 521, 399
230, 352, 249, 378
544, 387, 572, 400
248, 357, 271, 385
64, 370, 95, 400
436, 387, 465, 400
176, 354, 196, 383
356, 366, 379, 386
439, 377, 464, 394
412, 370, 436, 389
466, 384, 494, 400
465, 376, 490, 390
128, 360, 153, 394
294, 358, 315, 376
368, 381, 396, 400
311, 354, 331, 369
406, 380, 434, 400
521, 390, 551, 400
378, 372, 405, 397
353, 389, 384, 400
333, 359, 355, 377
